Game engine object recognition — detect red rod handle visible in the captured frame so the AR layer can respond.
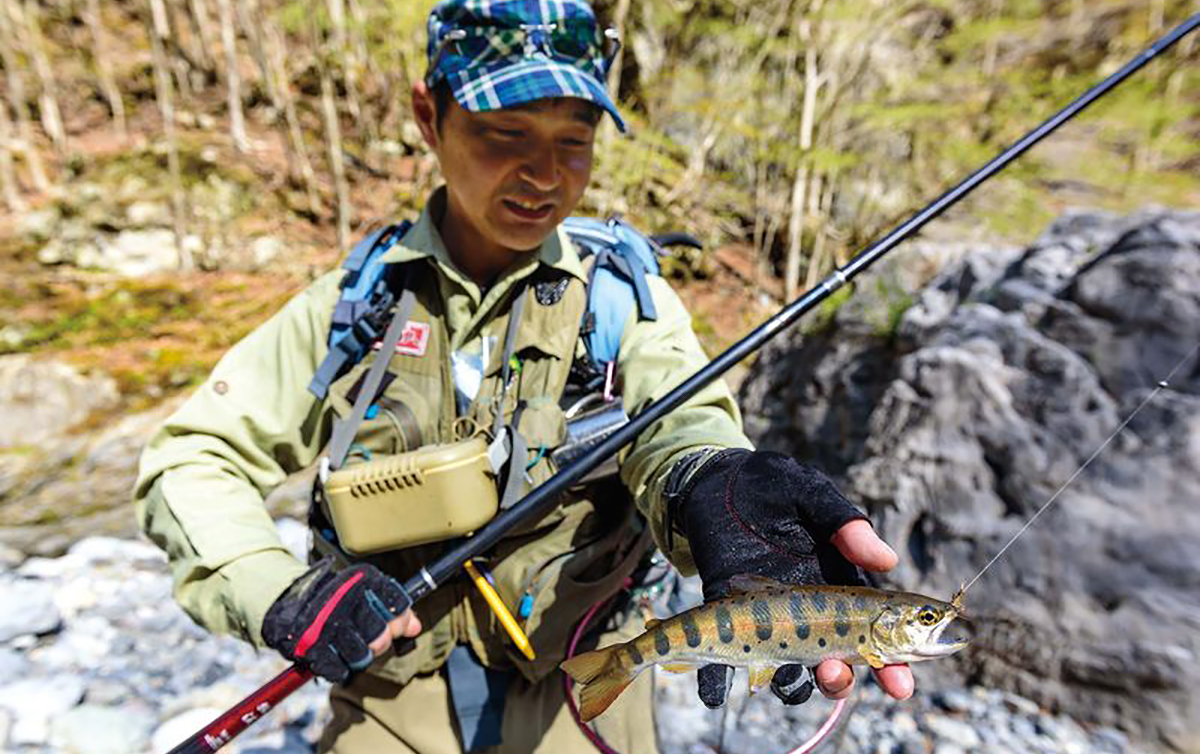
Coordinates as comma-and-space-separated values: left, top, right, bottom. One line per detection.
166, 665, 313, 754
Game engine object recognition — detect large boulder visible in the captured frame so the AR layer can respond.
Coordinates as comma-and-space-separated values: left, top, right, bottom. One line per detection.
739, 209, 1200, 752
0, 356, 119, 450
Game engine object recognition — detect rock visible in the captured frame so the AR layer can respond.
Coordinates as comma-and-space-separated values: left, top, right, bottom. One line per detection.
933, 688, 977, 714
0, 647, 29, 678
250, 235, 284, 269
17, 207, 60, 241
0, 576, 62, 642
740, 210, 1200, 751
924, 713, 982, 749
96, 228, 182, 276
0, 675, 85, 745
0, 355, 119, 450
68, 536, 166, 566
125, 200, 172, 227
49, 703, 155, 754
151, 708, 226, 753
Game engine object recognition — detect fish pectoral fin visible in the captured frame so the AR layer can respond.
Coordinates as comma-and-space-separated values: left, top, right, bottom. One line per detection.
747, 664, 775, 694
727, 574, 789, 595
857, 645, 886, 670
659, 662, 698, 674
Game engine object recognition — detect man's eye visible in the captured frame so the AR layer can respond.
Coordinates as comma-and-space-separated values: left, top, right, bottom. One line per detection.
493, 128, 524, 138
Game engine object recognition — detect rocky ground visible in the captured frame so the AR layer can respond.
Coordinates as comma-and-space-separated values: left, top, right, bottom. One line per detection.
741, 208, 1200, 753
0, 525, 1145, 754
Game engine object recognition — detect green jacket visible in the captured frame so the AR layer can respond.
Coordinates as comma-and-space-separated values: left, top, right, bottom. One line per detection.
135, 189, 752, 683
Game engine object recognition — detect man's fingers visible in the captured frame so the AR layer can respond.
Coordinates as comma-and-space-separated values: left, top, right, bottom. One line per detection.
814, 659, 855, 699
830, 519, 898, 572
871, 663, 914, 700
368, 610, 421, 655
394, 610, 422, 638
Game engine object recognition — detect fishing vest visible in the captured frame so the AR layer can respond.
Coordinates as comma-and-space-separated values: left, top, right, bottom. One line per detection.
311, 220, 665, 685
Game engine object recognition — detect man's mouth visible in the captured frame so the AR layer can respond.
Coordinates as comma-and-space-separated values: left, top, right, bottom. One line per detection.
503, 198, 555, 222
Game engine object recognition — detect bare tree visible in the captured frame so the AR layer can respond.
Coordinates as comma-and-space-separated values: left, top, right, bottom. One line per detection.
83, 0, 128, 138
235, 0, 282, 112
314, 14, 351, 252
147, 0, 190, 269
17, 0, 68, 154
187, 0, 219, 70
784, 12, 822, 300
216, 0, 251, 152
0, 0, 49, 191
264, 17, 320, 215
0, 102, 27, 211
324, 0, 372, 146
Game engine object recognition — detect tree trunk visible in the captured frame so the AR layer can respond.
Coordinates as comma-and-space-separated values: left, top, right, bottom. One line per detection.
187, 0, 218, 71
317, 39, 351, 252
606, 0, 632, 100
236, 0, 281, 112
163, 0, 197, 98
83, 0, 127, 137
264, 18, 320, 216
0, 0, 49, 191
216, 0, 250, 152
784, 21, 820, 300
20, 0, 68, 154
0, 102, 27, 211
147, 0, 190, 269
325, 0, 373, 149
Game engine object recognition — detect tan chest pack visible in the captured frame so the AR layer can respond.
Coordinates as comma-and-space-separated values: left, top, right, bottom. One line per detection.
309, 217, 672, 557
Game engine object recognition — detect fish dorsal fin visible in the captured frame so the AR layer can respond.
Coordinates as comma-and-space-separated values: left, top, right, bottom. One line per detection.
644, 617, 662, 630
727, 574, 789, 595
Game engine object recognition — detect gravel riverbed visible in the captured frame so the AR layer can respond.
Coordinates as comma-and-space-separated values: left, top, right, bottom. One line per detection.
0, 521, 1145, 754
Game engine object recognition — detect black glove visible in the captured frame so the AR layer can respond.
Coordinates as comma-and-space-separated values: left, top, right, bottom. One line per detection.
670, 449, 867, 708
262, 558, 412, 684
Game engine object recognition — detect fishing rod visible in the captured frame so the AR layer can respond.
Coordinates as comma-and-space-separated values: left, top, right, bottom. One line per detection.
167, 11, 1200, 753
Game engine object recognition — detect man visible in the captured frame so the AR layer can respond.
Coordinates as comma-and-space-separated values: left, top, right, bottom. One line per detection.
135, 1, 913, 752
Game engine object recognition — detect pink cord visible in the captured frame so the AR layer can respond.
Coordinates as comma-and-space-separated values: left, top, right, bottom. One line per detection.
563, 588, 849, 754
564, 595, 625, 754
787, 696, 848, 754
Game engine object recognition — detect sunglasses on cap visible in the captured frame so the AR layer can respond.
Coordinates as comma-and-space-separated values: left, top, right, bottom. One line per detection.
426, 20, 621, 89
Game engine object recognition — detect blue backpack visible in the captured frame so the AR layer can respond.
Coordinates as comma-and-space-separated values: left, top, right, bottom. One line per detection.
307, 217, 700, 400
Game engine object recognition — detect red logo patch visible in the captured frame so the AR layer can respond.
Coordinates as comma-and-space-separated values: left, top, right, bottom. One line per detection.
374, 322, 430, 357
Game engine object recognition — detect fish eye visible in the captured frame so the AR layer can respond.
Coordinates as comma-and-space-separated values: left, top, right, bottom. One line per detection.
917, 607, 940, 626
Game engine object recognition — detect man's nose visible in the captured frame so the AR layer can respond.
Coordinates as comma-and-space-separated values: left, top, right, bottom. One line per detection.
518, 147, 559, 192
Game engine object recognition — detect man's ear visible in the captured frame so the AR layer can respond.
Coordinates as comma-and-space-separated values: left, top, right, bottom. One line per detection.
412, 79, 440, 149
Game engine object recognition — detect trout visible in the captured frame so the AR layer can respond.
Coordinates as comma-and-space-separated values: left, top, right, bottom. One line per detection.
560, 575, 969, 722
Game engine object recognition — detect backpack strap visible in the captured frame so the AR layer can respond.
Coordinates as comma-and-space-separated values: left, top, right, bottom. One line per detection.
563, 216, 663, 372
308, 221, 413, 400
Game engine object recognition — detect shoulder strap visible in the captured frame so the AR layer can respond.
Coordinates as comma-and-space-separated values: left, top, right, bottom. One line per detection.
327, 284, 417, 470
563, 216, 663, 371
308, 221, 413, 400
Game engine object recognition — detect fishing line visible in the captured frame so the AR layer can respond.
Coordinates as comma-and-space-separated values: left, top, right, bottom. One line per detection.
955, 341, 1200, 603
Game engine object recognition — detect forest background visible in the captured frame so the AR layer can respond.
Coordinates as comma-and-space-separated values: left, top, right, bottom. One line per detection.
0, 0, 1197, 477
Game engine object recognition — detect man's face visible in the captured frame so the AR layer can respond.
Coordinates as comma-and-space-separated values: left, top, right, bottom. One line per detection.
415, 84, 598, 261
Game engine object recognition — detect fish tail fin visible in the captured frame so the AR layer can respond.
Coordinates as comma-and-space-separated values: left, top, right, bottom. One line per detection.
560, 645, 638, 723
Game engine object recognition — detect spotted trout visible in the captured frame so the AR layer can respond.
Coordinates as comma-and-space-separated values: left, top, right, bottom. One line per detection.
560, 575, 969, 722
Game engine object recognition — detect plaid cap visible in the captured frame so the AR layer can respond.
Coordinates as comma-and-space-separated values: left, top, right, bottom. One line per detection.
426, 0, 626, 132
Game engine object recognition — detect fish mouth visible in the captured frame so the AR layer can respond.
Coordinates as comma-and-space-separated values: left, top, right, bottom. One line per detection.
927, 616, 971, 656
